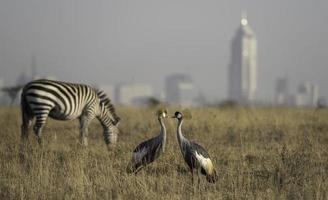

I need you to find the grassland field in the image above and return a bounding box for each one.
[0,106,327,200]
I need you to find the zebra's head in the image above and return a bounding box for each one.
[97,90,121,149]
[100,102,120,150]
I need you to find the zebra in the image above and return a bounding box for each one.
[20,79,120,149]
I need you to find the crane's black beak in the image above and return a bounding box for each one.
[171,115,176,118]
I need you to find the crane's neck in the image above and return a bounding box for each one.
[158,116,167,152]
[177,119,187,148]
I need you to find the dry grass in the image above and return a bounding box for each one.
[0,106,328,199]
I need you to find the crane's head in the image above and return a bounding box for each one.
[172,111,183,119]
[171,110,192,120]
[157,108,168,118]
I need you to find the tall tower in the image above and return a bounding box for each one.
[228,14,257,104]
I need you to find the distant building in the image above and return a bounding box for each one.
[294,82,319,107]
[116,84,153,106]
[309,84,319,106]
[228,14,258,104]
[275,77,289,105]
[165,74,194,106]
[317,97,327,108]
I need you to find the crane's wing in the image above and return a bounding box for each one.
[191,142,210,158]
[191,142,215,175]
[132,135,162,164]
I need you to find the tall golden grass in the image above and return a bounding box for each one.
[0,106,327,199]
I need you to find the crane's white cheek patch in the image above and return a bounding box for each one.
[132,148,148,163]
[195,151,213,173]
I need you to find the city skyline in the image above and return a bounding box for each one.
[0,0,327,102]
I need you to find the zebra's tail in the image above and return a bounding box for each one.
[20,86,32,139]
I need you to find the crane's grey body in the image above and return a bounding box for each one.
[127,110,167,173]
[173,111,218,183]
[132,130,165,169]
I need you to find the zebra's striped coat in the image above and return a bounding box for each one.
[21,79,120,148]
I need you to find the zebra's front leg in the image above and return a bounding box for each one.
[79,115,92,146]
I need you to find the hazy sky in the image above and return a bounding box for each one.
[0,0,327,101]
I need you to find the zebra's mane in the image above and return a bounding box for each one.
[97,90,120,125]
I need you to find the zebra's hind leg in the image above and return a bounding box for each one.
[21,110,33,141]
[33,113,48,145]
[33,124,44,145]
[21,117,33,140]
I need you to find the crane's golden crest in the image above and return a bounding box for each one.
[156,108,168,118]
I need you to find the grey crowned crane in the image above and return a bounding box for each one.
[172,111,218,183]
[127,109,168,173]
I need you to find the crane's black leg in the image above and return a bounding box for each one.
[197,169,201,190]
[190,169,196,194]
[134,165,144,174]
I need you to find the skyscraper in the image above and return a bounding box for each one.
[228,14,258,104]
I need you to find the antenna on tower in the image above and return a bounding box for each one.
[241,11,248,26]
